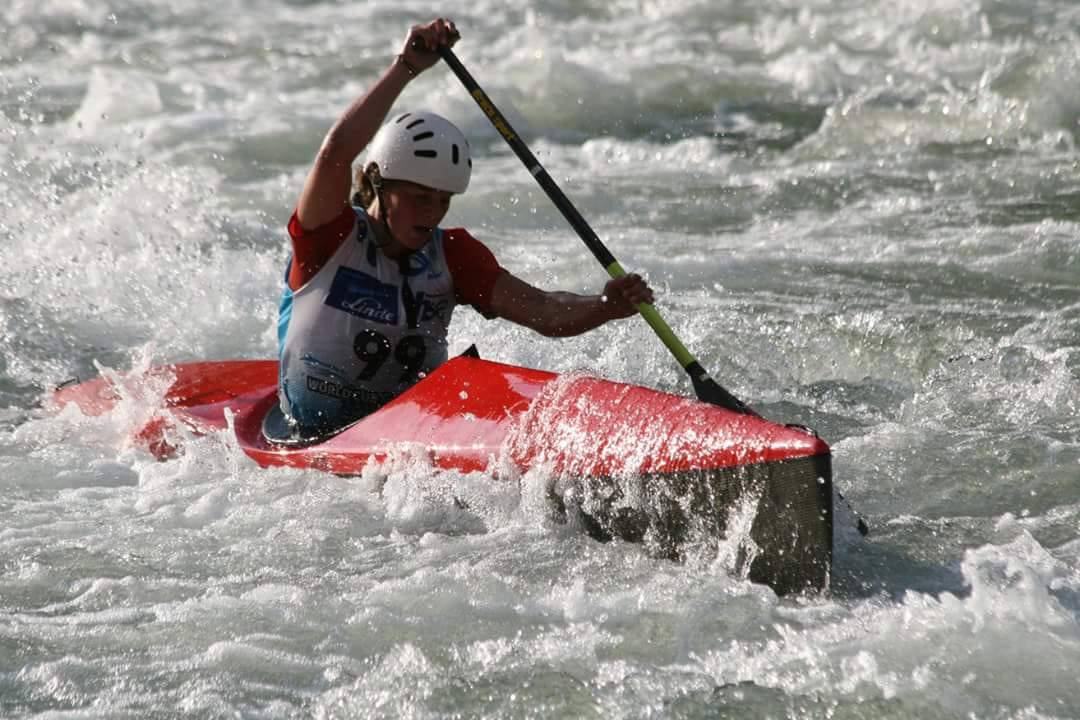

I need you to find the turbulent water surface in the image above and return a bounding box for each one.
[2,0,1079,717]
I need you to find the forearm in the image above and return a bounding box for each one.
[490,272,641,337]
[521,291,622,337]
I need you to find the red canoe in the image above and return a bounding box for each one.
[54,355,833,594]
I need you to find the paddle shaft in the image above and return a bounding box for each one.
[436,45,755,415]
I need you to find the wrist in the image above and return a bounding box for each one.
[597,293,621,321]
[394,54,421,79]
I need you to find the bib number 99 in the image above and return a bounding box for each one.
[353,330,427,383]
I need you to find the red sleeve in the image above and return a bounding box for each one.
[286,207,357,290]
[443,228,506,318]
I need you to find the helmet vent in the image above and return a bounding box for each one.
[452,144,459,164]
[406,118,425,129]
[414,150,437,158]
[395,113,411,124]
[413,131,435,141]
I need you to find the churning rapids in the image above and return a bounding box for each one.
[2,0,1078,717]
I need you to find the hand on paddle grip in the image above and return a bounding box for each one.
[402,18,459,75]
[602,273,655,319]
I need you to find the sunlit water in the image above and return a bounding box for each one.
[2,0,1078,717]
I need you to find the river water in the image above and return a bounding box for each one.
[2,0,1078,717]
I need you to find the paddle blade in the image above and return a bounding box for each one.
[687,361,758,416]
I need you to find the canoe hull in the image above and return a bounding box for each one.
[54,356,833,594]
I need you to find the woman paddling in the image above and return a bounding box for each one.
[278,17,654,434]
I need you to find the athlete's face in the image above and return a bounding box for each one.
[383,180,453,250]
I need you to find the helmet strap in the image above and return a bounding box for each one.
[370,178,397,250]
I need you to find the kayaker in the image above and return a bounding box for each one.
[278,17,654,434]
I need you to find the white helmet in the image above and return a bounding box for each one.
[365,111,472,194]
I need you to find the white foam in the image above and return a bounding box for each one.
[70,67,163,134]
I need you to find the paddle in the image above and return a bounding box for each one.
[434,43,757,416]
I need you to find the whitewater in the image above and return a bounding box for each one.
[2,0,1078,717]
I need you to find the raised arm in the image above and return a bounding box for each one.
[294,18,459,231]
[490,272,655,338]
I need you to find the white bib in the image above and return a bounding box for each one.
[277,208,456,429]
